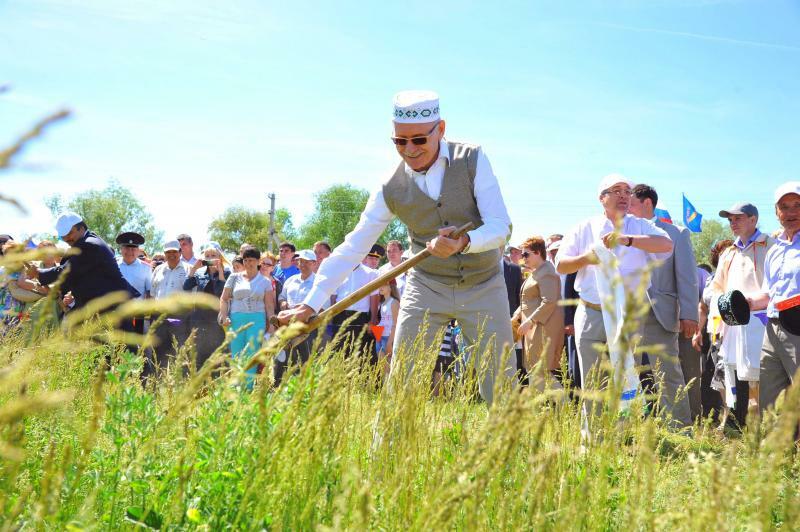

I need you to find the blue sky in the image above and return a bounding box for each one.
[2,0,799,246]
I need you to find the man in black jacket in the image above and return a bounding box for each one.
[26,212,139,309]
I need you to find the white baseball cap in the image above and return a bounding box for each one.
[597,173,635,197]
[55,212,83,237]
[774,181,800,203]
[163,240,181,252]
[296,249,317,261]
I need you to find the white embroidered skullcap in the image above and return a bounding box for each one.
[597,173,635,197]
[393,90,440,124]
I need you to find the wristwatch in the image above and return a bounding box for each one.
[624,236,634,247]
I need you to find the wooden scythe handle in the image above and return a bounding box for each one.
[269,221,475,336]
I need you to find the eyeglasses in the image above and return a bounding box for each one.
[260,262,274,268]
[603,188,633,197]
[521,251,530,258]
[390,122,440,146]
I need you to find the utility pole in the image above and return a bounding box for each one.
[267,192,276,254]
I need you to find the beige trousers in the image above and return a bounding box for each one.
[760,320,800,412]
[391,270,517,405]
[575,304,692,430]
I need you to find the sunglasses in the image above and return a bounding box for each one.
[390,122,440,146]
[521,251,530,258]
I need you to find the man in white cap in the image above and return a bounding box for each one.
[151,240,189,300]
[146,239,191,381]
[278,90,515,404]
[26,212,139,310]
[556,174,674,430]
[275,249,320,385]
[746,182,800,413]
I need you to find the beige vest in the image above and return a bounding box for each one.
[382,141,500,286]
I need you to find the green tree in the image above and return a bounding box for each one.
[296,184,408,250]
[45,180,164,255]
[207,206,295,253]
[689,219,733,266]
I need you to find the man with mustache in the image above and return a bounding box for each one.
[278,90,515,405]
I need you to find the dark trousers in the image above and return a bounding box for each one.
[566,334,581,388]
[515,347,528,386]
[699,330,723,423]
[188,308,226,371]
[733,374,750,428]
[273,330,318,387]
[142,316,189,383]
[332,310,376,365]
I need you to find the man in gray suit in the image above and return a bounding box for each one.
[630,184,698,427]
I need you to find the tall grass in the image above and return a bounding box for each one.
[2,295,800,531]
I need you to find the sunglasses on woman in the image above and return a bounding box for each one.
[390,121,440,146]
[521,251,530,258]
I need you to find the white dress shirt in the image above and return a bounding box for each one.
[334,265,379,313]
[117,257,152,299]
[557,214,671,305]
[151,262,189,299]
[280,272,318,309]
[304,138,511,311]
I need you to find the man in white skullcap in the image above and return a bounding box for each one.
[556,174,674,431]
[278,90,515,404]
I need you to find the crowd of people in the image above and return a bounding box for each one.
[0,222,414,388]
[2,89,799,438]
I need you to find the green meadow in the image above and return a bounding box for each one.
[2,292,800,531]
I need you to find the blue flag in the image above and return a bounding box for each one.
[682,194,703,232]
[654,208,673,224]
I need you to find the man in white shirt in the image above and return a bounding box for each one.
[331,261,380,363]
[557,174,673,430]
[116,231,152,337]
[177,233,197,266]
[278,90,515,405]
[275,249,320,385]
[362,244,384,270]
[116,232,152,301]
[280,250,319,310]
[147,240,190,382]
[151,241,189,299]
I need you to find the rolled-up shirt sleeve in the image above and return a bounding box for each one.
[303,190,394,312]
[632,217,673,261]
[464,149,512,254]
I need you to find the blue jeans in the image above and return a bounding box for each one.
[375,336,390,356]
